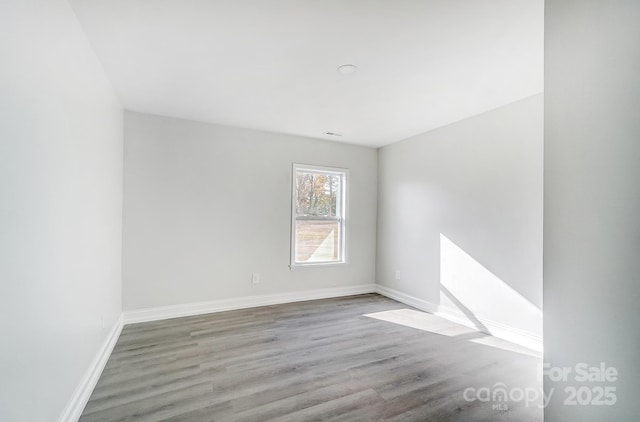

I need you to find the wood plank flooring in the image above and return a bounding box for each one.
[80,294,542,422]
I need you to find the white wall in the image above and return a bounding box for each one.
[376,95,543,346]
[122,112,377,311]
[544,1,640,420]
[0,1,123,421]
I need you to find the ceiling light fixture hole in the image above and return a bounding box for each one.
[337,64,358,75]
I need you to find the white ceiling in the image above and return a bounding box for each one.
[70,0,543,147]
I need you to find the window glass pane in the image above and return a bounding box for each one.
[292,165,347,266]
[295,219,341,263]
[295,171,341,217]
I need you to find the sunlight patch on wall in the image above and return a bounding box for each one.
[439,233,542,338]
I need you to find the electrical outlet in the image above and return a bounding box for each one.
[252,272,261,284]
[394,270,401,280]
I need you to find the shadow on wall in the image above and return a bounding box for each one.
[439,234,542,339]
[440,285,488,333]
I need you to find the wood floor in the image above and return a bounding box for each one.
[80,294,542,422]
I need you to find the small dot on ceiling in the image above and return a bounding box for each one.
[337,64,358,75]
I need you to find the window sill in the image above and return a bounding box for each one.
[289,262,348,270]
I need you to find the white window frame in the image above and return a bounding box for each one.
[290,163,349,268]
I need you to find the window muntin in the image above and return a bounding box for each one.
[291,164,347,266]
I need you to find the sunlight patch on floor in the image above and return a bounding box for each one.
[469,335,542,358]
[363,308,477,337]
[365,308,542,358]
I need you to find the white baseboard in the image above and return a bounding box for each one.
[58,315,123,422]
[375,285,439,313]
[375,284,543,353]
[123,284,377,324]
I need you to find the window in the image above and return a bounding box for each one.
[291,164,348,267]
